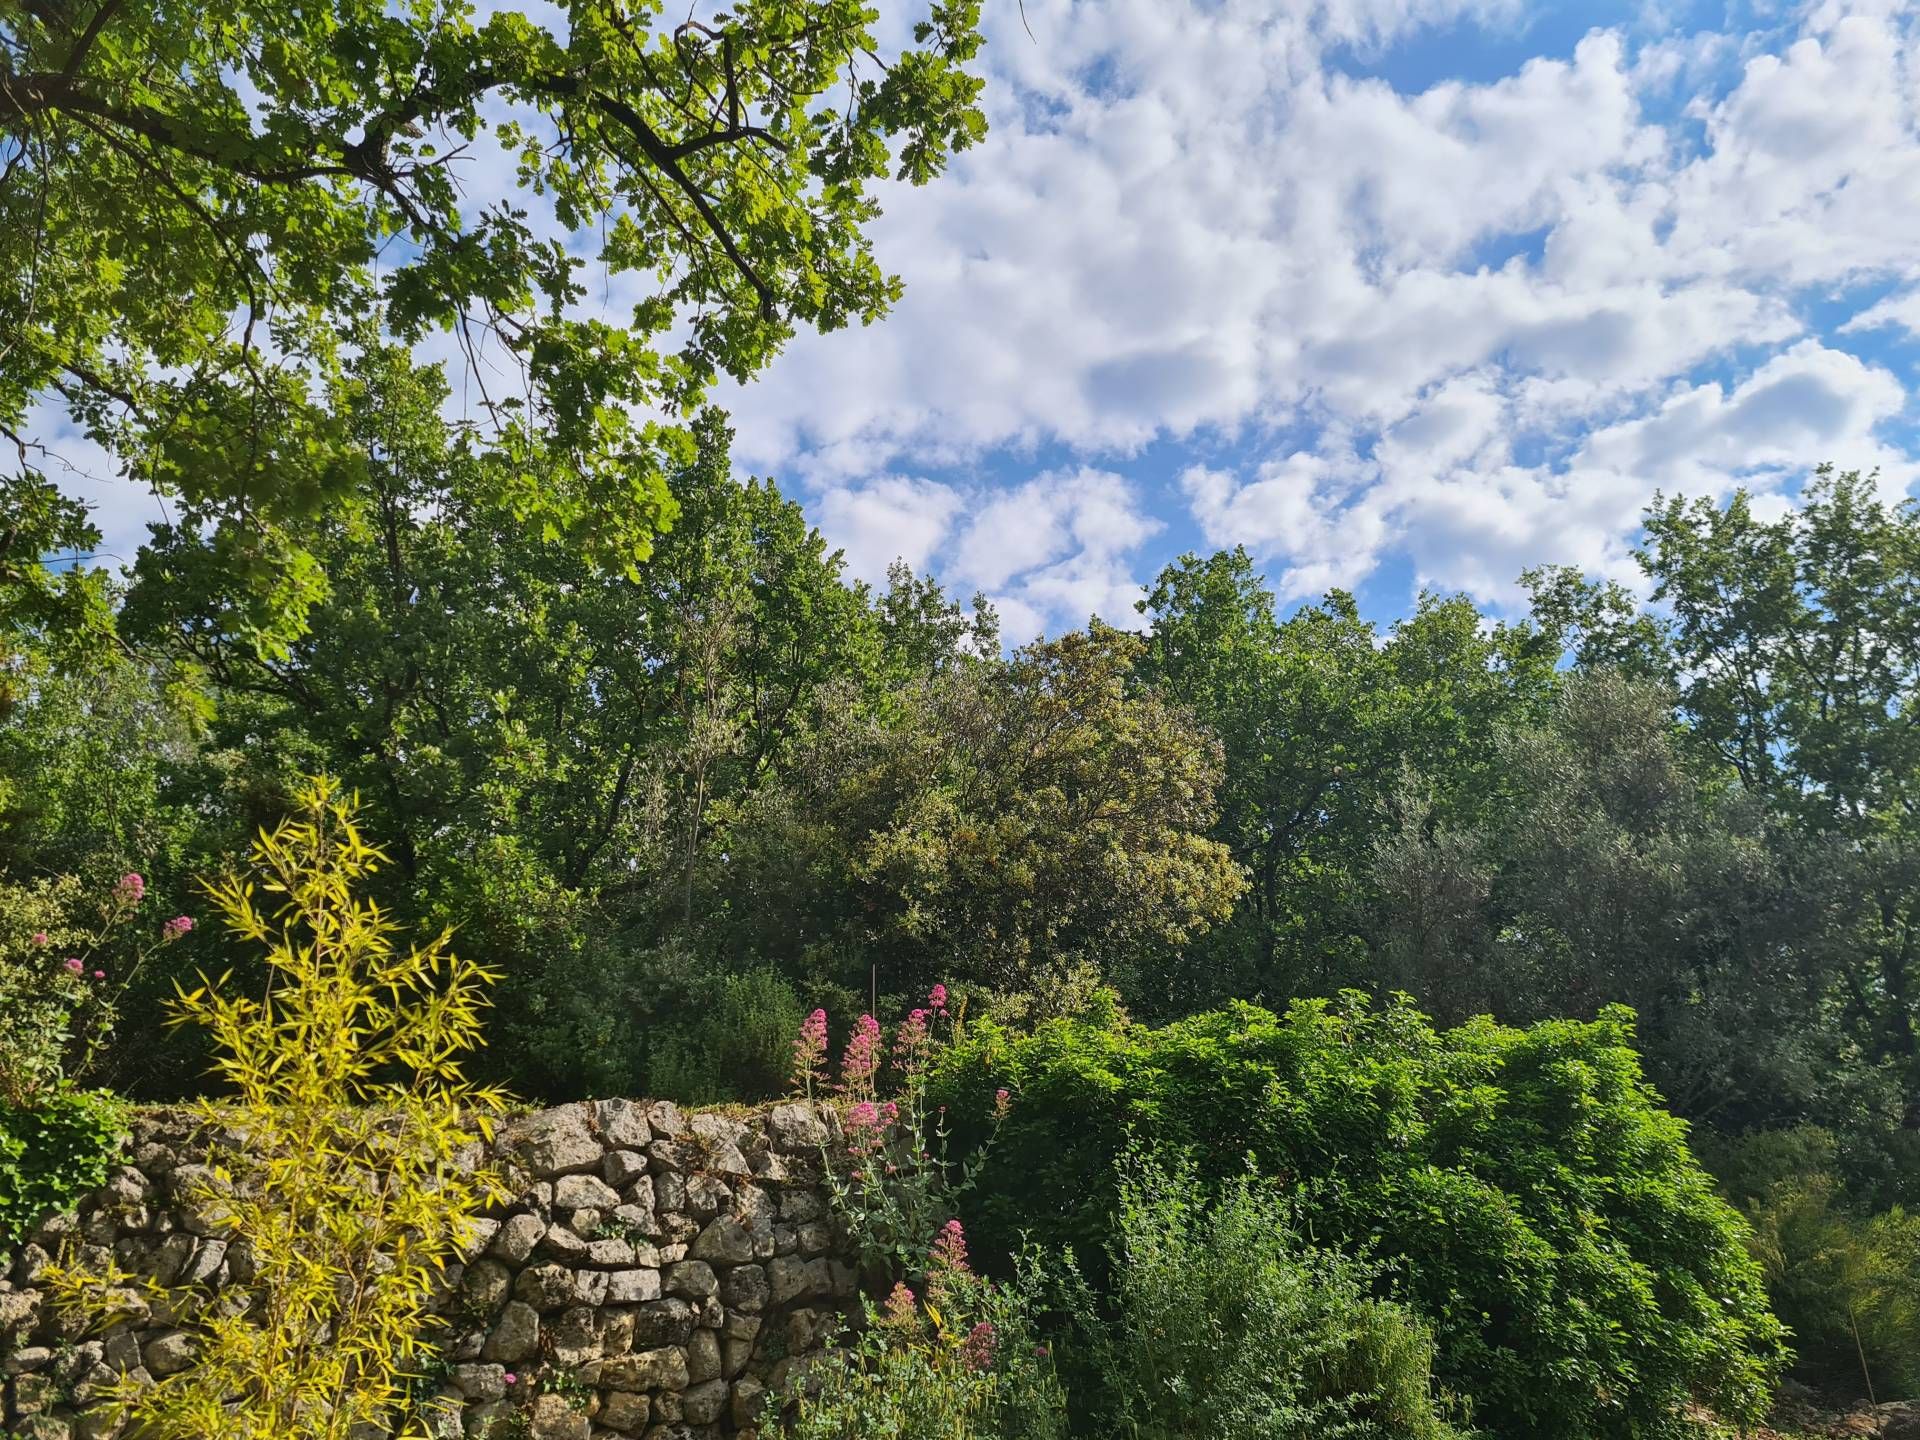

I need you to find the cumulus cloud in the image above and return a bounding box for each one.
[47,0,1920,634]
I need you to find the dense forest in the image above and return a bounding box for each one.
[5,1,1919,1436]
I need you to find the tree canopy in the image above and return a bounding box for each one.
[0,0,985,650]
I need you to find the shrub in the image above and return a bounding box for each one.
[1705,1127,1920,1400]
[0,1084,128,1244]
[45,776,509,1440]
[931,994,1784,1440]
[1054,1155,1466,1440]
[781,1234,1066,1440]
[0,870,185,1105]
[647,965,805,1102]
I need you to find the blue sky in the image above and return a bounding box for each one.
[705,0,1920,638]
[49,0,1920,641]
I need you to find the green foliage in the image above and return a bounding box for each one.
[0,475,116,693]
[780,1245,1066,1440]
[1704,1128,1920,1400]
[1052,1157,1466,1440]
[0,870,187,1105]
[0,1084,128,1245]
[645,966,803,1103]
[1136,550,1558,1013]
[728,624,1246,1000]
[1372,669,1824,1123]
[932,996,1785,1440]
[45,775,509,1439]
[2,0,986,652]
[1532,467,1920,1133]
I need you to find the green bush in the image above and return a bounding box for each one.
[646,966,805,1103]
[780,1259,1067,1440]
[1054,1156,1465,1440]
[0,1084,129,1244]
[1704,1127,1920,1400]
[931,994,1784,1440]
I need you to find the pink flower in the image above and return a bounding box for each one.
[162,915,194,942]
[894,1006,931,1078]
[31,931,47,946]
[92,970,105,980]
[63,957,83,973]
[994,1087,1012,1120]
[882,1282,917,1326]
[928,983,948,1010]
[791,1008,829,1094]
[502,1372,517,1386]
[840,1014,882,1099]
[931,1218,969,1274]
[881,1100,899,1124]
[846,1101,880,1129]
[114,873,145,905]
[960,1319,997,1371]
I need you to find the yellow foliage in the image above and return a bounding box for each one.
[46,775,510,1439]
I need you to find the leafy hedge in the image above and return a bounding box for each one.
[931,995,1784,1440]
[0,1085,129,1245]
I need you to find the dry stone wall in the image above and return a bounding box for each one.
[1,1098,859,1440]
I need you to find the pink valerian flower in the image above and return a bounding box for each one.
[880,1100,899,1124]
[930,1218,970,1275]
[114,872,145,905]
[839,1014,882,1100]
[791,1008,829,1094]
[960,1319,997,1371]
[993,1088,1012,1121]
[31,931,48,946]
[92,970,105,980]
[846,1101,880,1130]
[928,983,949,1014]
[894,1007,931,1079]
[502,1373,518,1386]
[882,1283,917,1327]
[63,957,83,974]
[162,915,194,942]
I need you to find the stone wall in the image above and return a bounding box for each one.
[1,1098,859,1440]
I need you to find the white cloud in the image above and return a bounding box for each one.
[43,0,1920,634]
[950,467,1162,637]
[813,476,963,586]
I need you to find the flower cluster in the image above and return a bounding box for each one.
[840,1013,883,1102]
[792,1008,829,1096]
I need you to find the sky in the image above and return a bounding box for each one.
[45,0,1920,641]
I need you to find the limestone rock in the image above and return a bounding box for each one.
[481,1300,541,1363]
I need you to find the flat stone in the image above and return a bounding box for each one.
[631,1298,696,1348]
[644,1101,687,1137]
[766,1102,829,1150]
[732,1375,770,1428]
[503,1104,605,1177]
[600,1345,688,1392]
[554,1174,621,1212]
[142,1329,196,1377]
[606,1268,662,1304]
[461,1257,513,1313]
[681,1378,729,1425]
[515,1263,579,1311]
[689,1217,755,1266]
[599,1390,650,1433]
[595,1099,653,1149]
[767,1255,810,1305]
[603,1150,650,1188]
[489,1211,546,1265]
[451,1362,507,1402]
[665,1260,717,1300]
[481,1300,540,1363]
[529,1392,590,1440]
